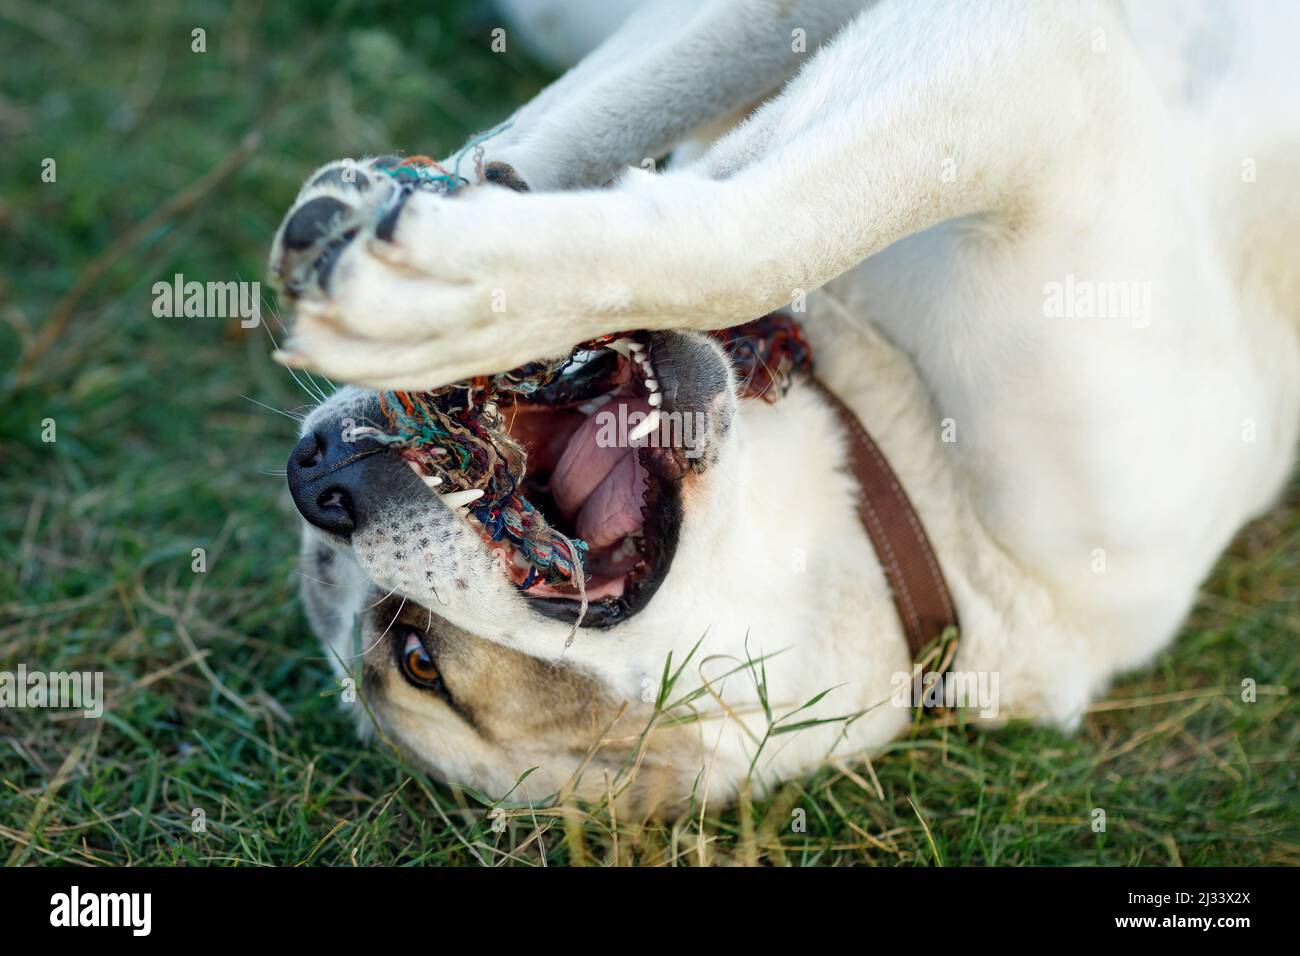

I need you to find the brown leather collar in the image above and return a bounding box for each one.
[704,311,958,662]
[804,377,959,661]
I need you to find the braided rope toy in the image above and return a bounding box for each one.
[376,120,515,197]
[378,344,617,591]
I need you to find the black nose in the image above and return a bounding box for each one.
[287,428,383,537]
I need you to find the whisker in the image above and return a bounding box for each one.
[262,321,325,406]
[294,569,343,589]
[240,393,306,423]
[359,596,406,658]
[362,586,401,611]
[261,294,335,404]
[301,369,334,404]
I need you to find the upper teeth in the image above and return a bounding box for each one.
[440,488,484,509]
[635,350,659,402]
[629,409,661,442]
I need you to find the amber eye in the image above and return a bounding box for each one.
[398,631,442,689]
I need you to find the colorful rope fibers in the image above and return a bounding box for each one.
[375,314,812,597]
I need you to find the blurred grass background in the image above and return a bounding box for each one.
[1,0,1297,866]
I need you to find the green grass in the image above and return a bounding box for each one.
[1,0,1297,867]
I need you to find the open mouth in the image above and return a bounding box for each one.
[392,335,693,628]
[295,314,803,630]
[498,338,687,620]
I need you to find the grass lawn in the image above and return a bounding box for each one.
[1,0,1297,866]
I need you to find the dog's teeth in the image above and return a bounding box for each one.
[440,488,484,508]
[647,392,662,407]
[628,341,645,354]
[645,378,658,391]
[629,409,661,441]
[422,474,443,489]
[606,338,633,358]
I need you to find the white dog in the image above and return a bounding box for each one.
[269,0,1299,812]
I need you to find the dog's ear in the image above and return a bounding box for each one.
[483,161,530,192]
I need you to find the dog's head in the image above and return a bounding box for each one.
[289,331,744,810]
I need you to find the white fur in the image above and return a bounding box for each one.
[279,0,1300,803]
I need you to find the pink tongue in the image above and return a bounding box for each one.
[550,398,651,518]
[576,452,647,548]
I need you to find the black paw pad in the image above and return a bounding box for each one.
[374,188,414,242]
[314,229,357,293]
[284,197,350,251]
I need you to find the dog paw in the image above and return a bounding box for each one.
[267,154,655,390]
[269,155,534,299]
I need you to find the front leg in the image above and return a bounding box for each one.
[270,0,867,386]
[276,0,1130,389]
[468,0,870,191]
[271,171,719,388]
